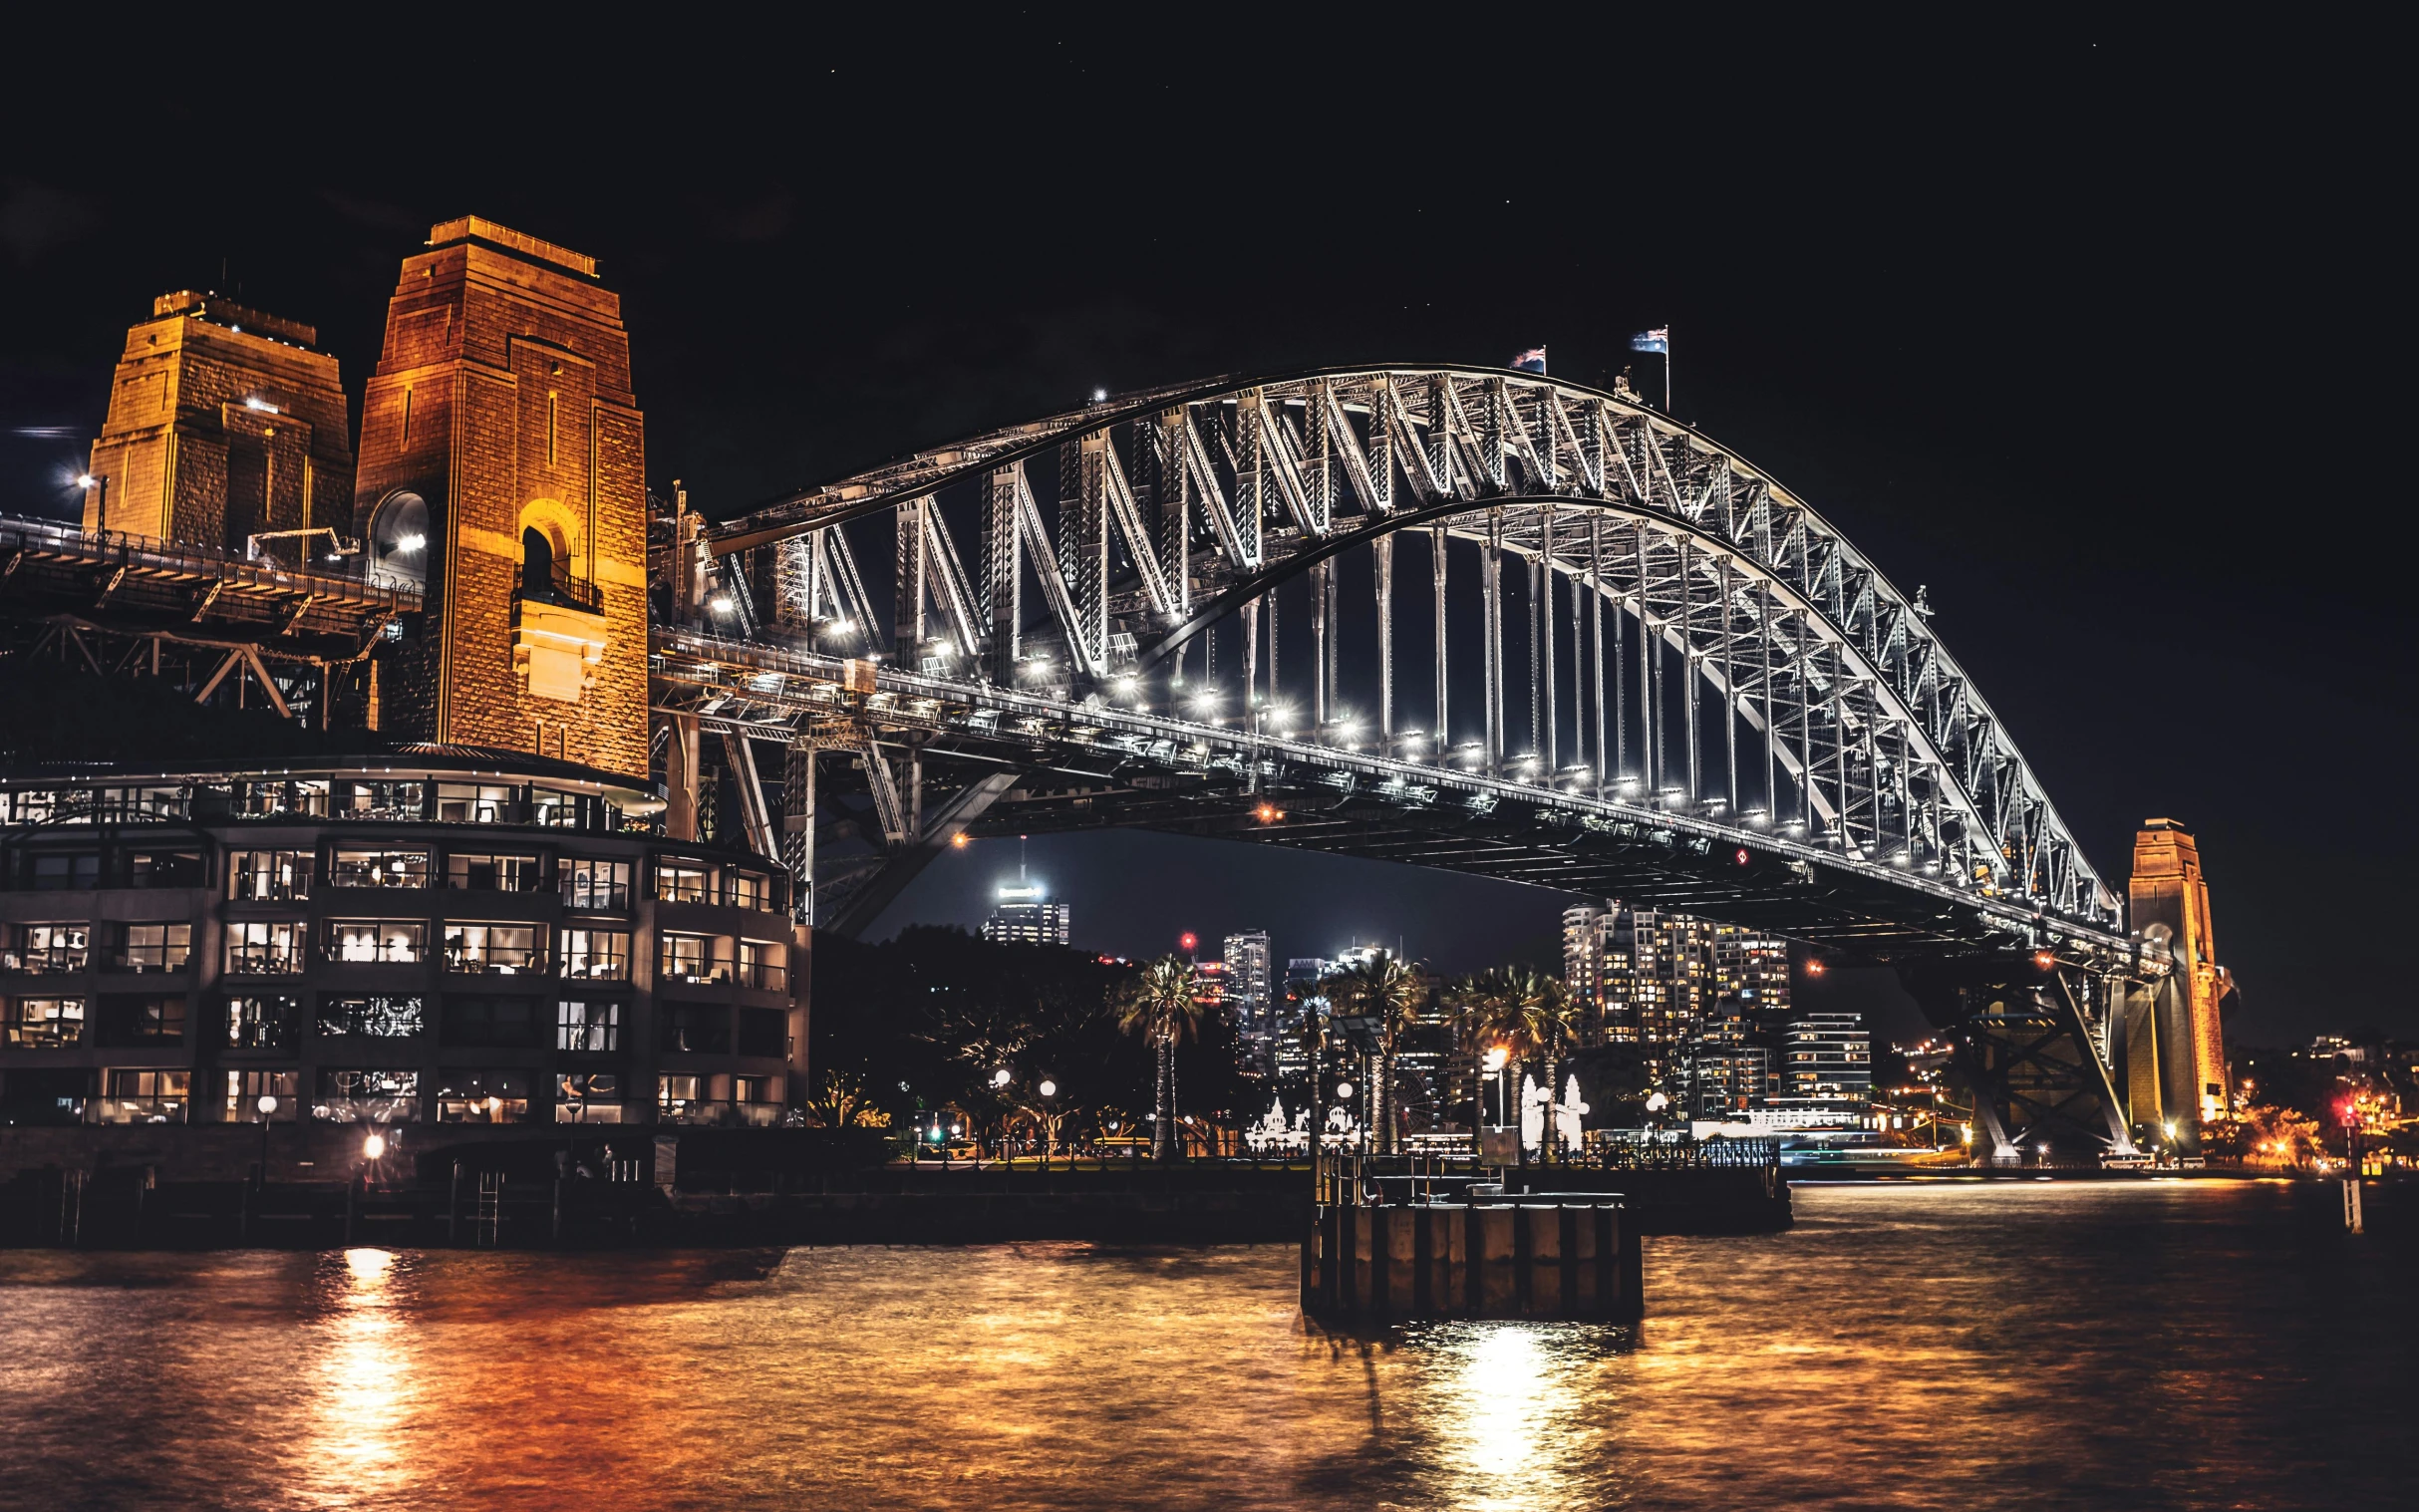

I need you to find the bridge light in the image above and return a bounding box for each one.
[2032,949,2056,971]
[708,594,735,615]
[1734,847,1752,866]
[1804,958,1827,978]
[950,832,970,849]
[76,472,97,488]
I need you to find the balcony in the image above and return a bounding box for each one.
[737,959,788,992]
[448,953,549,978]
[658,1100,785,1128]
[223,947,304,975]
[323,941,427,966]
[5,1021,84,1050]
[2,947,90,975]
[107,952,191,976]
[88,1096,187,1125]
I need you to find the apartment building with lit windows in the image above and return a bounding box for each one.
[0,751,804,1131]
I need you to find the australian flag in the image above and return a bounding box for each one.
[1509,346,1548,374]
[1630,328,1669,354]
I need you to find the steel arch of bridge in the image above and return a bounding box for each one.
[701,365,2117,933]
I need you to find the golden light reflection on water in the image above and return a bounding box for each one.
[0,1185,2408,1511]
[299,1247,417,1501]
[1440,1327,1565,1486]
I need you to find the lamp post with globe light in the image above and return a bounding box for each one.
[255,1091,278,1186]
[1037,1079,1058,1170]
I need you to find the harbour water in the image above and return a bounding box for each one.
[0,1181,2405,1510]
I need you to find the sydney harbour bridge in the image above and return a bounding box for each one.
[1,359,2214,1164]
[646,365,2201,1163]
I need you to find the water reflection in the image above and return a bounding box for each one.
[301,1247,416,1501]
[0,1184,2407,1511]
[1437,1327,1569,1487]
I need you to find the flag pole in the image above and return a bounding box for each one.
[1664,329,1673,415]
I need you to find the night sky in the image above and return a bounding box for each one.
[1,19,2402,1042]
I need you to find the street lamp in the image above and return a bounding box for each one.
[1482,1045,1511,1136]
[363,1132,387,1162]
[1038,1079,1058,1170]
[255,1092,278,1183]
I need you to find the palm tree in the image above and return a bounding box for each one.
[1447,969,1549,1154]
[1493,966,1570,1165]
[1285,988,1331,1153]
[1117,956,1207,1161]
[1321,951,1427,1154]
[1445,970,1513,1145]
[1524,974,1584,1163]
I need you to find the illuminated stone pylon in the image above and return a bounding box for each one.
[2128,819,2232,1125]
[351,217,650,777]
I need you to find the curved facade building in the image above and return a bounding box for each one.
[0,751,803,1130]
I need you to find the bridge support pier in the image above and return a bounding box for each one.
[1905,959,2136,1164]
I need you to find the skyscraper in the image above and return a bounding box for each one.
[1222,931,1272,1035]
[981,880,1068,946]
[1563,899,1809,1117]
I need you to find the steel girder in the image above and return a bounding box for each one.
[701,367,2117,932]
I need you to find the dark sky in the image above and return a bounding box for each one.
[2,18,2403,1043]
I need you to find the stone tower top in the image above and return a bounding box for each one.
[81,293,352,544]
[425,216,598,278]
[148,291,318,348]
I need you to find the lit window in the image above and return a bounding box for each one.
[560,929,631,981]
[446,853,541,891]
[556,1071,623,1123]
[230,851,312,901]
[658,934,727,984]
[436,1068,530,1123]
[560,857,632,911]
[97,1069,188,1124]
[226,995,299,1051]
[655,862,711,904]
[727,871,770,910]
[225,921,302,974]
[6,997,85,1048]
[115,923,191,972]
[436,783,515,824]
[738,939,786,991]
[314,1067,420,1123]
[332,849,431,888]
[444,923,542,974]
[556,999,622,1053]
[316,996,425,1038]
[326,920,425,964]
[6,922,90,974]
[225,1068,298,1122]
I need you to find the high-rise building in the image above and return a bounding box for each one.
[1761,1012,1873,1128]
[981,881,1068,946]
[1222,931,1271,1035]
[1565,899,1802,1116]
